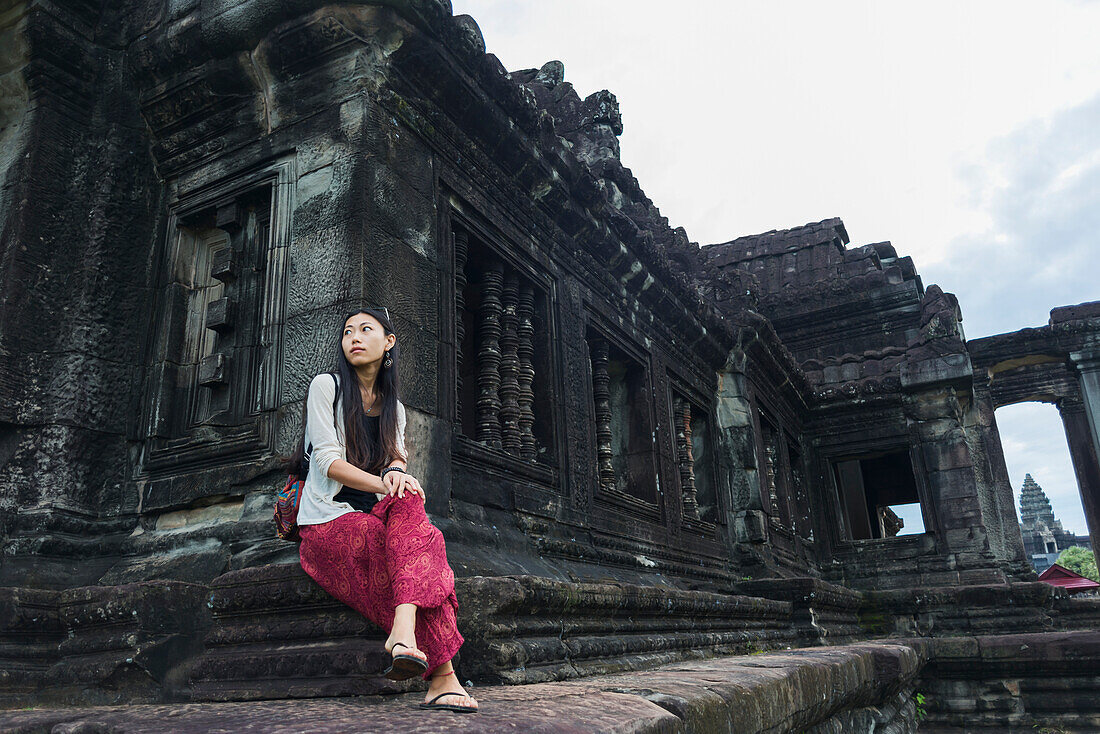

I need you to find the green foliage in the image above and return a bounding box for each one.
[913,692,927,722]
[1056,546,1099,582]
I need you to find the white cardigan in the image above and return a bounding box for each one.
[295,372,408,526]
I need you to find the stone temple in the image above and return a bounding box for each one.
[2,2,1100,731]
[1018,473,1092,574]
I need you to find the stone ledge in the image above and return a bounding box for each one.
[923,629,1100,676]
[0,582,210,708]
[858,581,1094,637]
[189,565,800,700]
[0,642,926,734]
[917,629,1100,731]
[730,576,864,644]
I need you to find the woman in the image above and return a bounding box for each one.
[291,307,478,713]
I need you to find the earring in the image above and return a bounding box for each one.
[383,351,393,368]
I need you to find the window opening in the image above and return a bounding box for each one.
[833,450,921,540]
[673,393,716,522]
[759,413,791,531]
[588,328,657,504]
[454,225,553,464]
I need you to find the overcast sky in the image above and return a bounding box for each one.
[451,0,1100,536]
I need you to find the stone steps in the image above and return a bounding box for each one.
[4,566,866,707]
[0,641,927,734]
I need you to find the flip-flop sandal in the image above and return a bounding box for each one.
[419,692,479,713]
[382,642,428,681]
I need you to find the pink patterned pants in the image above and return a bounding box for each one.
[298,494,463,678]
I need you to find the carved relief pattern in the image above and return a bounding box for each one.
[499,272,521,455]
[453,229,469,419]
[560,286,593,513]
[674,397,699,518]
[476,260,504,448]
[590,337,616,493]
[790,446,809,539]
[760,424,781,529]
[516,283,537,461]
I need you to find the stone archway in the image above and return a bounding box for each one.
[968,302,1100,575]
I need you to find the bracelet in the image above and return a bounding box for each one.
[380,466,406,479]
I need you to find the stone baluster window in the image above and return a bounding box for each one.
[758,412,793,532]
[673,392,717,523]
[591,337,616,493]
[787,438,812,541]
[587,328,658,504]
[454,225,551,464]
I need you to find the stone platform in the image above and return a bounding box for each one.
[4,567,850,707]
[0,641,926,734]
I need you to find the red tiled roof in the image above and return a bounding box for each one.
[1038,563,1100,591]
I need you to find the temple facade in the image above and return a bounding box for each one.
[3,1,1100,728]
[1019,473,1092,573]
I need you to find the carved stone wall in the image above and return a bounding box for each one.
[4,3,1100,724]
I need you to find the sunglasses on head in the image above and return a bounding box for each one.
[356,307,390,320]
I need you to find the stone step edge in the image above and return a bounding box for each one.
[0,640,930,734]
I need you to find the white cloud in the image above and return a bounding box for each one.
[453,0,1100,261]
[924,94,1100,337]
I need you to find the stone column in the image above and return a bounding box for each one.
[715,352,769,573]
[590,337,616,493]
[476,261,504,449]
[1070,350,1100,472]
[453,228,469,419]
[1059,394,1100,574]
[901,388,1004,585]
[673,397,699,519]
[498,272,521,456]
[973,379,1031,576]
[515,283,537,461]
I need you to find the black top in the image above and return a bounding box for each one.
[333,414,381,513]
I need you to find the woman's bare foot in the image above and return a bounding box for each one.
[384,603,420,656]
[383,603,426,679]
[422,664,478,712]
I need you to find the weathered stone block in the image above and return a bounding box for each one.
[900,353,972,388]
[735,510,768,543]
[285,224,361,320]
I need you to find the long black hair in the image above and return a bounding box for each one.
[285,307,406,478]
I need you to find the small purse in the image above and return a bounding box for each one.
[274,475,306,542]
[274,373,339,542]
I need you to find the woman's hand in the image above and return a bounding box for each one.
[382,469,425,500]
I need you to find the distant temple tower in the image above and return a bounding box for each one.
[1019,474,1079,572]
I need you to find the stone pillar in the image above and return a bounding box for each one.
[590,337,616,493]
[673,397,699,518]
[900,348,1006,584]
[1070,350,1100,473]
[1059,394,1100,574]
[515,283,537,461]
[973,379,1031,576]
[714,351,769,574]
[475,261,504,449]
[498,272,521,456]
[453,228,469,419]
